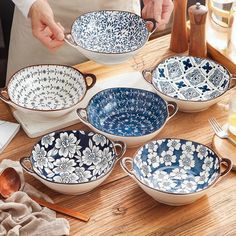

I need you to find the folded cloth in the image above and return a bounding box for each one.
[0,160,70,236]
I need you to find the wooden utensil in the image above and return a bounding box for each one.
[188,2,208,58]
[0,167,90,222]
[170,0,189,53]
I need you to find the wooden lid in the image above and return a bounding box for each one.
[188,2,208,25]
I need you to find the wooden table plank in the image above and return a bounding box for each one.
[1,34,236,236]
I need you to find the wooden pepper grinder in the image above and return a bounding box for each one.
[188,2,208,58]
[170,0,188,53]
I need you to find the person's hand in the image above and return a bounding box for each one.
[142,0,174,30]
[29,0,65,50]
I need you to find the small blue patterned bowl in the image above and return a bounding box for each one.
[121,138,232,206]
[20,130,126,195]
[65,10,157,65]
[77,88,178,147]
[143,56,236,112]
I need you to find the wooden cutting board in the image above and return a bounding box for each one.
[212,128,236,170]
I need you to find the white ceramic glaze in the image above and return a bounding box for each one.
[0,65,96,121]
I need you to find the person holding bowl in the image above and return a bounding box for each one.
[7,0,173,82]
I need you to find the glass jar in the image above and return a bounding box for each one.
[228,92,236,135]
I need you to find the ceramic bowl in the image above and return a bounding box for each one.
[121,138,232,206]
[65,10,157,65]
[0,65,96,121]
[20,130,126,195]
[143,56,236,112]
[77,88,178,147]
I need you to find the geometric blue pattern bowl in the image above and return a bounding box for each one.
[77,88,178,147]
[20,130,126,195]
[143,56,235,112]
[121,138,232,205]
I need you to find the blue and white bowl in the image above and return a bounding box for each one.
[77,88,178,147]
[143,56,236,112]
[121,138,232,206]
[0,65,96,121]
[65,10,157,65]
[20,130,126,195]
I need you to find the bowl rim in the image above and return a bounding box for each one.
[29,130,119,185]
[6,64,89,112]
[70,10,150,55]
[146,55,232,103]
[85,87,170,138]
[130,137,222,196]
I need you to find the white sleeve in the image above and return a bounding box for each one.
[12,0,37,17]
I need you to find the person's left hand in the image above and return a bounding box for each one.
[142,0,174,30]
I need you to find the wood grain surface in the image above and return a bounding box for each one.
[1,35,236,236]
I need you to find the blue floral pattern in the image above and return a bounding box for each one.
[132,139,220,194]
[31,131,116,184]
[86,88,168,137]
[151,56,230,101]
[8,65,87,110]
[71,11,149,53]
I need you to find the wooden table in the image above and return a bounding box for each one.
[1,34,236,236]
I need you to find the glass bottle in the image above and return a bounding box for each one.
[228,92,236,135]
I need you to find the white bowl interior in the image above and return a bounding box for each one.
[8,65,87,110]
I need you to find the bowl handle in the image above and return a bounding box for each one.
[0,87,12,105]
[64,33,78,48]
[167,101,178,120]
[228,75,236,90]
[142,69,152,84]
[144,18,158,35]
[83,73,97,90]
[120,157,134,176]
[77,108,90,125]
[20,157,34,174]
[113,141,127,162]
[220,157,232,177]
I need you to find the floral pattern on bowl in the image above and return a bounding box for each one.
[121,139,232,205]
[70,10,154,54]
[143,56,231,102]
[133,139,221,193]
[0,65,96,111]
[79,88,172,137]
[20,130,126,184]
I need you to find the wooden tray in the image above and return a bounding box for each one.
[212,125,236,170]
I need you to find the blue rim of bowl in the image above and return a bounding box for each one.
[148,55,232,103]
[6,64,90,112]
[29,130,118,185]
[85,87,170,138]
[70,10,150,55]
[131,138,222,196]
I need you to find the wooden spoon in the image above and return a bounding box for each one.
[0,167,90,222]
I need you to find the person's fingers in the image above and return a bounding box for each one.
[161,0,174,24]
[57,22,65,32]
[153,0,163,23]
[45,16,64,41]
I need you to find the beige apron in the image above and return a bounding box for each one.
[7,0,140,82]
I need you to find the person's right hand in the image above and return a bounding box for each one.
[29,0,65,50]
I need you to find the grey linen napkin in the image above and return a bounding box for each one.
[0,160,70,236]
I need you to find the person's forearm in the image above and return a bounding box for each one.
[12,0,37,17]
